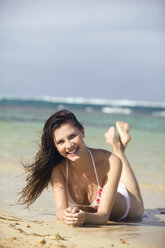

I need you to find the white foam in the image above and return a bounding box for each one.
[85,107,93,112]
[102,107,132,115]
[56,105,65,111]
[152,111,165,118]
[0,95,165,108]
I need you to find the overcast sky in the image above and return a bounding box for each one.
[0,0,165,102]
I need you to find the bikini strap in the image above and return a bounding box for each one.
[86,147,101,187]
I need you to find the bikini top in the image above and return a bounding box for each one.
[66,147,102,209]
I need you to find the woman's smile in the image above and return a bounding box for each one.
[67,146,79,155]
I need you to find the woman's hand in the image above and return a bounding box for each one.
[63,207,85,226]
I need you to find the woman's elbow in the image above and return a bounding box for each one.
[104,213,110,224]
[99,213,109,224]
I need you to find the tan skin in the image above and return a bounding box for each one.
[51,121,144,226]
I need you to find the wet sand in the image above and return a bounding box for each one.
[0,207,165,248]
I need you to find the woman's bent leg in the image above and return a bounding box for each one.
[104,123,144,219]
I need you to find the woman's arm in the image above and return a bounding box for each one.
[51,166,82,225]
[51,164,68,221]
[70,153,122,225]
[96,153,122,223]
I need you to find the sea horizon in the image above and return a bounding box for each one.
[0,94,165,118]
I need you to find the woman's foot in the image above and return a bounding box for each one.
[116,121,131,149]
[104,126,123,153]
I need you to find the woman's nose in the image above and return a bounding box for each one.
[66,140,72,149]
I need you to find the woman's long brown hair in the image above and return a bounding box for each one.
[18,109,83,207]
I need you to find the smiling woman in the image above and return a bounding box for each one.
[18,109,144,226]
[53,122,85,161]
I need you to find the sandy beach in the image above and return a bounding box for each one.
[0,205,165,248]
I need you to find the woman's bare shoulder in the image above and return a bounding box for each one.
[51,159,67,194]
[90,147,121,169]
[90,147,112,159]
[51,159,66,181]
[88,147,111,168]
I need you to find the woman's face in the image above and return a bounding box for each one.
[53,122,85,161]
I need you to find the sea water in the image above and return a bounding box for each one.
[0,96,165,221]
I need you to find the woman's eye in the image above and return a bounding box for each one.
[57,140,64,145]
[70,134,77,139]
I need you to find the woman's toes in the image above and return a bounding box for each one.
[104,127,118,146]
[116,121,131,148]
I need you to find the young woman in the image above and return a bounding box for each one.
[19,109,144,226]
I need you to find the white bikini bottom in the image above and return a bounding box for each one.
[116,182,130,220]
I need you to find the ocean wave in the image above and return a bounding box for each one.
[102,107,132,115]
[1,95,165,108]
[152,111,165,118]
